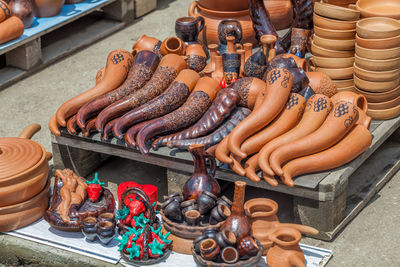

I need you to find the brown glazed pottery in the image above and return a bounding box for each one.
[356,34,400,50]
[185,210,201,226]
[356,17,400,39]
[309,56,355,68]
[215,229,236,249]
[200,238,220,261]
[186,43,207,72]
[9,0,34,28]
[182,144,220,201]
[132,34,162,56]
[288,28,311,58]
[188,1,257,45]
[0,0,11,23]
[33,0,65,17]
[314,2,360,20]
[237,236,259,257]
[355,54,400,71]
[313,13,357,30]
[367,105,400,120]
[221,181,251,240]
[355,44,400,60]
[354,75,399,93]
[0,124,52,207]
[356,0,400,20]
[209,203,231,225]
[311,42,355,58]
[355,85,400,103]
[0,16,24,44]
[221,246,239,264]
[313,34,355,51]
[313,25,356,39]
[222,53,241,86]
[244,198,318,254]
[354,64,400,82]
[197,191,217,215]
[175,16,205,45]
[161,37,186,56]
[267,227,306,267]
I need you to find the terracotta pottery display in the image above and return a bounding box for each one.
[356,17,400,39]
[355,44,400,61]
[355,85,400,103]
[310,56,354,68]
[161,36,186,56]
[311,42,355,58]
[266,227,306,267]
[244,198,318,254]
[356,35,400,50]
[186,43,207,72]
[355,54,400,71]
[33,0,65,17]
[0,16,24,44]
[356,0,400,19]
[354,75,399,93]
[313,13,357,31]
[0,124,52,207]
[314,2,360,20]
[0,0,12,23]
[182,144,220,200]
[314,25,356,39]
[313,34,355,51]
[354,64,400,82]
[188,1,257,45]
[131,34,162,57]
[8,0,34,28]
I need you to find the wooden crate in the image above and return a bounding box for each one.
[51,116,400,241]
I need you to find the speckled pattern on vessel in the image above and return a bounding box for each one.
[244,60,267,80]
[152,41,163,58]
[230,77,252,107]
[187,55,206,72]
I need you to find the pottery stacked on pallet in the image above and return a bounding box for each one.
[354,17,400,120]
[310,2,360,92]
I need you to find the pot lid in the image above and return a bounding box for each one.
[0,137,43,180]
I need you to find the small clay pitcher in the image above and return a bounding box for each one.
[9,0,34,28]
[216,195,232,209]
[161,36,186,56]
[237,236,259,257]
[186,43,207,72]
[210,204,231,225]
[200,238,220,261]
[222,53,241,86]
[197,191,217,215]
[132,35,162,57]
[185,209,201,226]
[82,217,97,241]
[182,144,221,200]
[163,197,183,222]
[288,28,311,58]
[33,0,64,17]
[215,229,237,249]
[98,212,115,226]
[180,199,197,215]
[203,44,219,75]
[97,221,115,245]
[217,19,243,55]
[267,228,306,267]
[175,16,204,44]
[211,55,224,83]
[221,246,239,264]
[0,0,12,23]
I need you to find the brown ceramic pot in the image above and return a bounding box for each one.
[175,16,205,44]
[161,36,186,56]
[8,0,33,28]
[200,238,220,261]
[0,16,24,44]
[33,0,64,17]
[0,0,12,23]
[188,1,257,45]
[267,227,306,267]
[186,43,207,72]
[131,34,162,57]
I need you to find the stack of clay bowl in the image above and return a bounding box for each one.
[354,17,400,120]
[0,124,52,232]
[310,2,360,92]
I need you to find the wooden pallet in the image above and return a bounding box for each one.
[0,0,153,90]
[51,116,400,241]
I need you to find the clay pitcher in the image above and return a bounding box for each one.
[33,0,64,17]
[8,0,33,28]
[220,181,251,240]
[182,144,221,200]
[267,227,306,267]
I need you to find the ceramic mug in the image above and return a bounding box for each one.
[175,16,205,44]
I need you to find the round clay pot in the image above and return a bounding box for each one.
[33,0,65,17]
[132,35,161,56]
[333,78,354,88]
[356,17,400,39]
[354,64,400,82]
[314,2,360,20]
[313,34,355,51]
[354,75,399,93]
[237,236,259,257]
[311,41,355,58]
[356,0,400,20]
[355,54,400,71]
[188,1,257,45]
[355,85,400,103]
[314,25,356,40]
[97,221,115,245]
[356,34,400,50]
[82,217,97,241]
[163,198,183,222]
[216,196,232,209]
[197,191,217,215]
[215,229,236,249]
[185,209,201,226]
[368,94,400,110]
[367,105,400,120]
[209,204,231,225]
[331,91,368,112]
[9,0,34,28]
[193,235,208,254]
[221,246,239,264]
[200,238,220,261]
[309,56,355,68]
[181,199,198,215]
[98,212,115,225]
[197,0,249,11]
[313,13,357,30]
[355,44,400,60]
[161,37,186,56]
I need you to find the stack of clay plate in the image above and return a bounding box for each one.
[310,2,360,92]
[322,0,357,7]
[354,17,400,120]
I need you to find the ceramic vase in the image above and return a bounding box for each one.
[9,0,34,28]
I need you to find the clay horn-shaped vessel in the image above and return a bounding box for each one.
[186,43,207,72]
[132,34,162,57]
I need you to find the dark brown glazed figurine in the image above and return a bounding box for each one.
[182,144,221,200]
[33,0,64,17]
[222,53,241,86]
[288,28,311,58]
[220,181,251,240]
[217,19,242,55]
[9,0,33,28]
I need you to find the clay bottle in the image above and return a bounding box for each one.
[203,44,219,75]
[9,0,34,28]
[221,181,251,240]
[226,36,236,54]
[212,55,224,83]
[267,227,306,267]
[261,34,277,61]
[182,144,221,201]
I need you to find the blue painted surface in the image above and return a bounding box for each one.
[0,0,110,51]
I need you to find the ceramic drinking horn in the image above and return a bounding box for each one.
[102,117,119,140]
[288,28,310,58]
[52,49,133,133]
[112,69,200,139]
[237,236,259,257]
[306,72,337,98]
[186,43,207,72]
[282,125,372,185]
[0,16,24,44]
[259,94,333,179]
[197,191,217,215]
[200,239,220,261]
[221,246,239,264]
[9,0,34,28]
[76,50,160,130]
[210,204,231,225]
[267,228,306,267]
[0,0,11,23]
[269,101,359,178]
[215,229,237,249]
[230,93,306,176]
[160,36,186,56]
[82,117,97,137]
[66,114,79,135]
[162,197,183,222]
[227,68,293,160]
[136,77,220,154]
[331,91,368,113]
[132,34,162,58]
[166,107,251,150]
[96,54,187,133]
[124,118,156,148]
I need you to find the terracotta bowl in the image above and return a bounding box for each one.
[355,85,400,103]
[367,105,400,120]
[309,56,354,68]
[354,63,400,82]
[356,0,400,20]
[314,2,360,20]
[0,179,50,232]
[314,25,356,39]
[354,74,399,92]
[355,54,400,71]
[313,34,355,51]
[333,78,354,87]
[356,34,400,50]
[355,44,400,60]
[313,13,357,30]
[357,17,400,39]
[323,0,358,6]
[368,94,400,110]
[311,42,355,58]
[310,65,354,79]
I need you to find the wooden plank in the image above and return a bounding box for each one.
[134,0,156,18]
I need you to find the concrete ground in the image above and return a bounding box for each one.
[0,0,399,266]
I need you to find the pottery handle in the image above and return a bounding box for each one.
[46,152,53,161]
[235,43,243,50]
[205,153,217,178]
[18,123,41,139]
[188,1,198,17]
[196,16,204,32]
[279,223,319,236]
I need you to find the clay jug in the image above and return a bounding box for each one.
[161,36,186,56]
[220,181,251,240]
[217,19,243,54]
[33,0,64,17]
[8,0,33,28]
[175,16,205,44]
[182,144,221,200]
[203,44,218,75]
[244,198,318,254]
[267,227,306,267]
